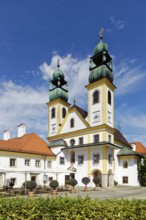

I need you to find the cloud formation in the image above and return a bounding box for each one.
[0,53,146,145]
[110,17,125,30]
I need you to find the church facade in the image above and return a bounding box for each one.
[47,31,142,187]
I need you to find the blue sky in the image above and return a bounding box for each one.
[0,0,146,145]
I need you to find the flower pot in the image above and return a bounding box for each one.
[51,189,57,197]
[28,191,35,197]
[70,188,76,193]
[84,186,88,192]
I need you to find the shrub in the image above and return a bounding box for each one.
[69,179,78,188]
[49,180,59,190]
[24,181,37,191]
[93,176,101,187]
[0,197,145,219]
[82,177,90,186]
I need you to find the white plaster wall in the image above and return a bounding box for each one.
[49,104,58,137]
[89,87,103,127]
[61,111,87,134]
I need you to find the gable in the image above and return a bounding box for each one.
[58,109,89,135]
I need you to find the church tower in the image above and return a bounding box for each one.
[47,59,70,137]
[86,29,116,142]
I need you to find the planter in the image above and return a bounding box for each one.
[28,191,35,197]
[70,188,76,193]
[84,186,88,192]
[51,189,58,197]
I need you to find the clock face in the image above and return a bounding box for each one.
[93,111,100,123]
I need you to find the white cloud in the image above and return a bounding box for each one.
[39,53,90,106]
[110,17,125,30]
[0,81,48,139]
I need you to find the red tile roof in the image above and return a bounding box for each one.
[0,133,55,156]
[133,142,146,155]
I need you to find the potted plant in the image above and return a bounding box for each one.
[49,180,59,197]
[82,177,90,192]
[25,181,37,197]
[69,179,78,193]
[93,176,101,191]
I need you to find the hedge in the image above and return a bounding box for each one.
[0,197,145,220]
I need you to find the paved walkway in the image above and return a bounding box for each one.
[38,186,146,200]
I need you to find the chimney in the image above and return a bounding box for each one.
[3,130,10,140]
[17,123,26,138]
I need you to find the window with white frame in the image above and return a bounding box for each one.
[60,157,65,165]
[10,158,16,167]
[93,153,100,164]
[35,160,41,167]
[47,161,52,168]
[25,159,30,166]
[123,160,128,168]
[79,137,83,145]
[78,155,84,164]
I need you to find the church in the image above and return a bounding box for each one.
[47,30,144,187]
[0,31,145,189]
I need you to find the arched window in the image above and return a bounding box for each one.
[108,91,111,105]
[62,107,66,118]
[51,107,56,119]
[70,151,75,163]
[70,118,74,128]
[123,161,128,168]
[93,90,99,104]
[70,139,75,146]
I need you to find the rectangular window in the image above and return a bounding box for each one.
[47,161,52,168]
[79,137,83,145]
[25,159,30,166]
[123,176,128,184]
[35,160,40,168]
[93,154,100,164]
[10,158,16,167]
[108,154,112,164]
[108,135,111,143]
[49,177,53,181]
[78,155,84,164]
[94,134,99,143]
[10,178,16,185]
[60,157,65,165]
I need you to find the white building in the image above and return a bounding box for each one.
[47,31,143,187]
[0,31,145,189]
[0,124,56,188]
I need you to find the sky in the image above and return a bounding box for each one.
[0,0,146,145]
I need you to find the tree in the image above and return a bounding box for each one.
[137,157,146,186]
[82,177,90,192]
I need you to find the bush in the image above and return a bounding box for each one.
[93,176,101,187]
[82,177,90,186]
[0,197,145,219]
[69,179,78,188]
[49,180,59,190]
[24,181,37,191]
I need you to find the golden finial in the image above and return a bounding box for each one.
[99,28,104,39]
[57,58,60,68]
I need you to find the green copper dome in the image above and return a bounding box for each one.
[49,87,68,102]
[89,65,113,84]
[94,39,108,55]
[53,69,65,81]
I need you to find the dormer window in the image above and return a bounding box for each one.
[62,107,66,118]
[108,91,111,105]
[70,118,74,128]
[51,107,56,119]
[93,90,99,104]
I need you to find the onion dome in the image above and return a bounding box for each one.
[49,59,68,102]
[89,65,113,84]
[89,28,114,84]
[94,28,108,55]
